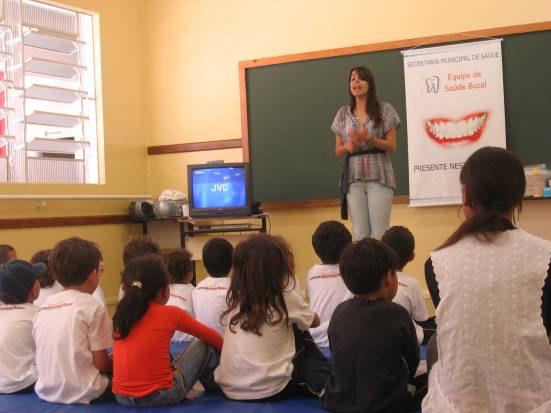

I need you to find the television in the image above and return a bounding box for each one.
[187,162,252,218]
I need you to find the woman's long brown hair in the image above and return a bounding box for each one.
[348,66,383,129]
[222,234,296,336]
[437,147,525,250]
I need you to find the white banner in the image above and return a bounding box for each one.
[403,40,506,206]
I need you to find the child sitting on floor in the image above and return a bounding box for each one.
[118,235,161,300]
[33,238,113,404]
[0,244,16,264]
[382,226,431,345]
[215,234,330,401]
[112,254,222,407]
[324,238,421,413]
[165,249,196,342]
[0,260,44,394]
[31,249,62,308]
[33,249,107,308]
[192,238,233,336]
[307,220,352,348]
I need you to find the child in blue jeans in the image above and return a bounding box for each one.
[112,254,222,407]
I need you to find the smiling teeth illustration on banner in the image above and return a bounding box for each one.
[402,39,506,207]
[425,112,488,145]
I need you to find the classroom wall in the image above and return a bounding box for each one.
[142,0,551,302]
[0,0,148,306]
[141,0,551,299]
[6,0,547,308]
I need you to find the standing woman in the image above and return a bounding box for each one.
[423,147,551,412]
[332,66,400,240]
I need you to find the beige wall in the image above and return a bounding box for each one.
[0,0,148,305]
[142,0,551,304]
[3,1,551,309]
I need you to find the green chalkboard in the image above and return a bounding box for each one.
[246,28,551,203]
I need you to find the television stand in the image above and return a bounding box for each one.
[135,214,268,284]
[137,214,268,249]
[182,215,267,239]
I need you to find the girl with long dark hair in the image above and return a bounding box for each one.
[332,66,401,240]
[214,234,330,401]
[112,255,223,407]
[423,147,551,412]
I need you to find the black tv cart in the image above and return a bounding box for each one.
[137,214,268,249]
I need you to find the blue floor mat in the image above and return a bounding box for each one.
[0,392,326,413]
[420,344,427,360]
[0,392,420,413]
[0,345,425,412]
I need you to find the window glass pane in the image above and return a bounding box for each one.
[0,0,102,184]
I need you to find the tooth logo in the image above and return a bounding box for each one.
[425,112,489,145]
[425,76,440,93]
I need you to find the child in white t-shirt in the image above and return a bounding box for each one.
[32,249,106,308]
[0,259,44,393]
[192,238,233,336]
[307,220,352,348]
[215,234,330,401]
[31,249,63,308]
[33,237,113,404]
[382,226,430,345]
[165,249,195,342]
[92,259,107,307]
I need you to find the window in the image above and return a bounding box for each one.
[0,0,102,184]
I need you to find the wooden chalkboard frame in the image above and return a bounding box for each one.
[238,21,551,208]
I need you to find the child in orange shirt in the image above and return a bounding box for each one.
[112,254,223,407]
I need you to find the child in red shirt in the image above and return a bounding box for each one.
[112,254,223,407]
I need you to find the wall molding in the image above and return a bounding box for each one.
[0,215,131,230]
[239,21,551,70]
[147,139,242,155]
[263,195,409,210]
[262,195,548,210]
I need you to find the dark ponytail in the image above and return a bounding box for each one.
[438,147,525,250]
[113,254,169,339]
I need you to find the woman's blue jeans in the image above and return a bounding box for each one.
[347,181,393,240]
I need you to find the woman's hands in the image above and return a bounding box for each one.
[343,139,357,153]
[337,125,392,157]
[336,132,373,156]
[349,126,371,146]
[336,135,353,156]
[349,126,376,151]
[346,127,398,153]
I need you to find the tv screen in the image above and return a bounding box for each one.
[187,163,252,218]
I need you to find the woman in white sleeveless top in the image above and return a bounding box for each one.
[423,147,551,413]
